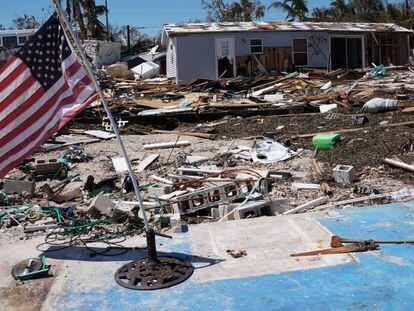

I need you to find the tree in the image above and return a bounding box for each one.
[110,24,153,53]
[202,0,265,22]
[12,15,41,29]
[311,7,333,21]
[81,0,108,40]
[348,0,387,22]
[268,0,309,21]
[60,0,87,39]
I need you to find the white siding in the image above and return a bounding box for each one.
[166,37,177,78]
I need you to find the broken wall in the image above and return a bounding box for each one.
[83,40,121,68]
[169,30,409,84]
[172,31,330,84]
[365,32,409,66]
[167,37,178,78]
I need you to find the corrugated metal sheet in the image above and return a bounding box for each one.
[164,21,412,36]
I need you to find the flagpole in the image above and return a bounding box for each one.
[51,0,150,231]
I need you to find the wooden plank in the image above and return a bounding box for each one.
[150,175,174,185]
[143,140,190,150]
[282,196,328,215]
[402,107,414,113]
[134,99,178,109]
[136,154,159,172]
[384,158,414,172]
[293,121,414,139]
[151,130,213,139]
[292,127,364,139]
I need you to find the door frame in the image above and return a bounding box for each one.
[215,37,236,79]
[329,35,365,69]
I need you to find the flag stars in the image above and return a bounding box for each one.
[19,13,73,90]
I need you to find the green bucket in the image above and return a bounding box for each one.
[312,134,341,150]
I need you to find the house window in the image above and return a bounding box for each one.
[2,36,17,49]
[220,41,229,56]
[250,39,263,54]
[293,38,308,66]
[18,36,28,46]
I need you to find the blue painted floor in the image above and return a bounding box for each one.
[54,202,414,311]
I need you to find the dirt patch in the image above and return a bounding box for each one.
[215,111,414,175]
[0,277,55,311]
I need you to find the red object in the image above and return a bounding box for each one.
[0,13,97,178]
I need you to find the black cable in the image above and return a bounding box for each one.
[36,218,144,257]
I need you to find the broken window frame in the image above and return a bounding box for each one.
[18,35,28,46]
[292,38,308,66]
[250,38,263,54]
[367,32,397,66]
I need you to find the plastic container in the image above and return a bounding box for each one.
[312,134,341,150]
[362,98,398,113]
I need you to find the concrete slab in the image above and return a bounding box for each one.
[188,214,354,282]
[3,202,414,310]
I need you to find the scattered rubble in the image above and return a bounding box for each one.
[1,64,414,270]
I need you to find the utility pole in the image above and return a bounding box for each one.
[127,25,131,53]
[105,0,109,39]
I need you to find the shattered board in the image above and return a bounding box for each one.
[188,214,354,282]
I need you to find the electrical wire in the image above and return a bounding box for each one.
[36,216,144,257]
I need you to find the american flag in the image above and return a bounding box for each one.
[0,13,97,178]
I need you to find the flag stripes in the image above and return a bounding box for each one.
[0,13,97,178]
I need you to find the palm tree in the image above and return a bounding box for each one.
[329,0,352,20]
[311,7,332,21]
[202,0,265,22]
[269,0,309,21]
[80,0,108,39]
[230,0,265,22]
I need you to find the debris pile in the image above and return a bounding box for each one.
[2,64,414,261]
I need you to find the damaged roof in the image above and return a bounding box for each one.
[163,21,412,36]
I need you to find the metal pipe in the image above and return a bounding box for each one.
[52,0,150,231]
[340,238,414,244]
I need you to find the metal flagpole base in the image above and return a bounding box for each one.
[114,229,194,290]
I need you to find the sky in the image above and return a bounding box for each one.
[0,0,355,37]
